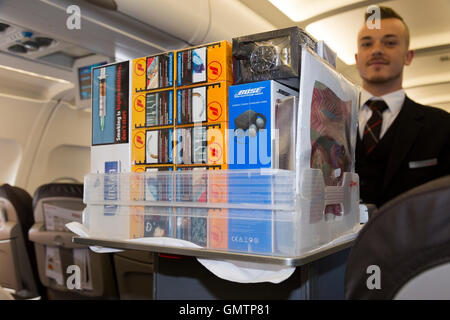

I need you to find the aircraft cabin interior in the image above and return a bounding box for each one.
[0,0,449,303]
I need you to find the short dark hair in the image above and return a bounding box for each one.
[365,6,410,47]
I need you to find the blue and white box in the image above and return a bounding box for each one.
[227,80,298,253]
[228,80,298,169]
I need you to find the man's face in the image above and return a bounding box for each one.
[355,18,413,86]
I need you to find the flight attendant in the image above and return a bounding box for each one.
[355,6,450,207]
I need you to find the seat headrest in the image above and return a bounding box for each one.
[32,183,83,210]
[0,184,33,223]
[345,175,450,299]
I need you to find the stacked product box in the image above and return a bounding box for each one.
[129,41,233,240]
[129,166,174,239]
[175,83,229,168]
[129,52,175,238]
[131,51,176,173]
[232,27,317,90]
[91,61,130,174]
[174,40,232,170]
[83,35,361,257]
[88,61,132,239]
[174,41,232,246]
[176,40,233,87]
[130,42,233,172]
[232,27,337,90]
[226,80,298,254]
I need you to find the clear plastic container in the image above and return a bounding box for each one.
[83,169,359,257]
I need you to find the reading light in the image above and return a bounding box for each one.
[8,44,27,54]
[35,37,54,47]
[23,40,39,52]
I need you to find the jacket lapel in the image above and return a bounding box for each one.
[383,97,424,191]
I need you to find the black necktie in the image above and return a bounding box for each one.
[362,100,388,155]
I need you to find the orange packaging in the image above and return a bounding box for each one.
[174,122,228,166]
[131,89,175,130]
[129,206,145,239]
[176,82,228,125]
[132,164,175,172]
[129,165,175,237]
[132,51,175,94]
[176,40,232,87]
[208,209,228,249]
[131,127,175,167]
[207,170,228,249]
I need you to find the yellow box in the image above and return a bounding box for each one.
[176,41,232,87]
[174,122,228,166]
[132,52,175,94]
[207,170,228,249]
[208,209,228,249]
[132,89,175,130]
[176,82,228,125]
[129,206,145,239]
[175,164,227,170]
[129,165,175,238]
[132,164,175,172]
[131,128,175,166]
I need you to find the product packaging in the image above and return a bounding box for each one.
[176,41,232,87]
[232,27,317,89]
[316,40,337,68]
[91,61,130,173]
[132,89,174,129]
[175,123,227,166]
[228,80,298,169]
[132,52,174,94]
[131,128,174,166]
[227,80,298,253]
[176,82,228,125]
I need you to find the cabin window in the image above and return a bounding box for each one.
[44,145,90,183]
[0,138,22,185]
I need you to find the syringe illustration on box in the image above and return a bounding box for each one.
[91,61,130,174]
[98,67,107,131]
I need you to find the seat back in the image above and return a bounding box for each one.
[29,183,118,299]
[345,175,450,299]
[113,250,155,300]
[0,184,44,299]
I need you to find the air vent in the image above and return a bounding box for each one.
[0,20,95,70]
[7,44,27,54]
[4,30,56,55]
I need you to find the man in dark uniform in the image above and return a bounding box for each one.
[355,6,450,208]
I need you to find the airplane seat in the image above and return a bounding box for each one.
[345,175,450,299]
[0,184,45,299]
[29,183,119,300]
[113,250,155,300]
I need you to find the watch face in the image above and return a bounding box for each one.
[250,45,277,73]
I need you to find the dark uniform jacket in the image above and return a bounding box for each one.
[356,96,450,207]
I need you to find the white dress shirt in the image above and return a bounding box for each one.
[358,89,406,139]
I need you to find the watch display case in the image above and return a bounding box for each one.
[232,27,317,89]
